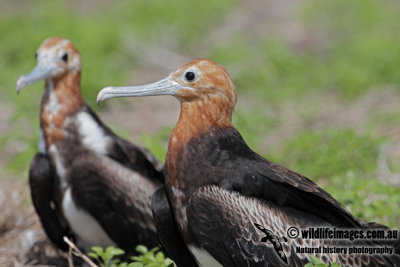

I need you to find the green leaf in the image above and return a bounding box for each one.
[91,246,104,255]
[149,247,160,254]
[309,255,323,264]
[143,253,156,262]
[135,245,148,254]
[106,246,125,256]
[155,251,165,262]
[130,256,141,262]
[88,252,99,260]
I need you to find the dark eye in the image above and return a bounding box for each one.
[34,52,38,60]
[61,53,68,62]
[185,71,195,82]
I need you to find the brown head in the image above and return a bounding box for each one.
[97,58,237,131]
[98,59,238,186]
[170,59,237,107]
[16,37,84,147]
[16,37,81,93]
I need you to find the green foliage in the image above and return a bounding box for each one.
[300,0,400,99]
[325,172,400,228]
[210,36,323,103]
[89,246,125,267]
[89,245,173,267]
[131,245,173,267]
[267,128,400,228]
[304,255,341,267]
[114,0,235,47]
[210,0,400,102]
[269,128,382,179]
[233,105,279,150]
[140,127,172,164]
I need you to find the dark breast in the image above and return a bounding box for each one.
[165,127,257,243]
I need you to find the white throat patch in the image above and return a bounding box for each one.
[76,112,110,155]
[46,86,60,116]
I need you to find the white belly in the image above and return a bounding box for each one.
[189,246,222,267]
[62,189,116,249]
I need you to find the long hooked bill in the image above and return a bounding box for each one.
[16,64,52,93]
[97,76,192,104]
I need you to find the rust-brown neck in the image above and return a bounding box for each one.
[166,95,234,187]
[40,71,84,147]
[49,70,83,107]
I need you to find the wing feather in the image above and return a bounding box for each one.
[207,128,361,228]
[29,153,74,251]
[151,186,198,266]
[69,152,159,253]
[187,185,400,266]
[85,106,164,181]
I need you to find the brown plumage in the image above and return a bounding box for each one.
[98,58,400,266]
[17,37,163,254]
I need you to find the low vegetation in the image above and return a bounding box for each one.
[89,245,173,267]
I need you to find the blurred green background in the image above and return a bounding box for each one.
[0,0,399,233]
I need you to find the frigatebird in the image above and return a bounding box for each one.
[97,59,400,266]
[16,37,163,254]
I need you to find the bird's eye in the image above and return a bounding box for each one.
[184,71,195,82]
[34,52,38,60]
[61,53,68,63]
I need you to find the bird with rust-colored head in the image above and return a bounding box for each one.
[17,37,81,94]
[16,37,165,255]
[98,59,400,266]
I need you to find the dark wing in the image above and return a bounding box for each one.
[187,185,399,267]
[357,220,400,256]
[69,152,159,253]
[151,186,198,267]
[29,153,74,251]
[253,160,360,227]
[213,128,361,228]
[111,137,164,181]
[187,185,308,267]
[85,106,164,182]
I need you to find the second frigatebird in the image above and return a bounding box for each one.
[17,37,163,254]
